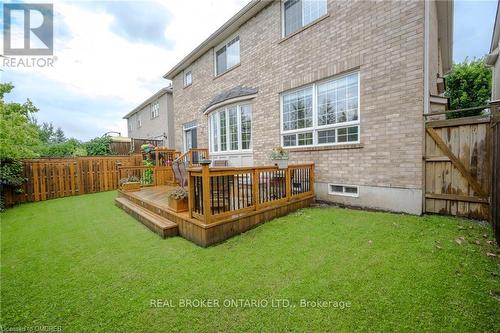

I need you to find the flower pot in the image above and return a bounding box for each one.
[121,182,141,192]
[168,196,188,212]
[272,159,289,169]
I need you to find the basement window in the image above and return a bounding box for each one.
[328,184,359,197]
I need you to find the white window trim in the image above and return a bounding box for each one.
[279,71,361,148]
[150,101,159,119]
[281,0,328,38]
[184,68,192,87]
[208,102,253,155]
[213,34,240,77]
[137,115,142,128]
[328,184,359,197]
[183,124,197,152]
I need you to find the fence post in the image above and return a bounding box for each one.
[489,101,500,245]
[200,160,212,224]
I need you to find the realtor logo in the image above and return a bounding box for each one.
[3,3,53,56]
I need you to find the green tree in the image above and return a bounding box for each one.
[85,136,113,156]
[0,83,42,159]
[37,122,55,143]
[445,58,492,118]
[0,83,43,209]
[53,127,66,143]
[39,138,86,157]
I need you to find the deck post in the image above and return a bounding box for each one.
[200,160,212,224]
[252,168,259,210]
[310,164,315,194]
[285,166,292,201]
[187,170,194,218]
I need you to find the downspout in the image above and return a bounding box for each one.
[424,0,430,115]
[422,0,431,215]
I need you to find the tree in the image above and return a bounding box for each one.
[0,83,42,159]
[38,122,55,143]
[39,138,86,157]
[85,136,113,156]
[0,83,43,209]
[445,58,492,118]
[53,127,67,143]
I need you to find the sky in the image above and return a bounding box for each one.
[0,0,498,141]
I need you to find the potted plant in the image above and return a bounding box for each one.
[119,176,141,192]
[270,147,289,169]
[168,187,188,212]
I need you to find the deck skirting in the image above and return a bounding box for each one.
[117,186,314,247]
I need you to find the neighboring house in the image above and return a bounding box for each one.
[487,0,500,100]
[163,0,453,215]
[123,87,175,148]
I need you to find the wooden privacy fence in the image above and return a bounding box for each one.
[5,155,142,205]
[424,111,492,220]
[110,138,164,155]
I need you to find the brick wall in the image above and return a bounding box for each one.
[172,0,425,191]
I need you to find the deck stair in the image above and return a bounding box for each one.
[115,197,178,238]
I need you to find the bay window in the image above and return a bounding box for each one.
[281,71,360,147]
[283,0,327,37]
[209,104,252,153]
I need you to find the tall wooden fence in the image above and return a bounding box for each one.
[424,115,491,220]
[110,138,163,155]
[4,155,142,206]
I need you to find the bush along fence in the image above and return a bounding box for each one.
[2,155,142,207]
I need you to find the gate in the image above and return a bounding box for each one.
[424,113,491,220]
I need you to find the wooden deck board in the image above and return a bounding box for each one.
[116,185,314,247]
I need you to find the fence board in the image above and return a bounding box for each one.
[425,117,491,220]
[5,155,142,206]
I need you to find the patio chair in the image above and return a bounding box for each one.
[172,160,188,188]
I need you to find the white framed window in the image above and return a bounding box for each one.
[209,103,252,153]
[282,0,327,37]
[328,184,359,197]
[150,101,159,119]
[184,69,192,87]
[280,71,360,148]
[137,115,142,128]
[214,35,240,76]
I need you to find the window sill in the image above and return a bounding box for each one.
[213,63,240,80]
[210,150,253,156]
[279,13,330,44]
[285,143,363,153]
[183,83,192,89]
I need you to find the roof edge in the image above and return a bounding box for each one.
[436,0,454,74]
[163,0,267,80]
[123,87,172,119]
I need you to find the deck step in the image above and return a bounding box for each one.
[115,197,178,238]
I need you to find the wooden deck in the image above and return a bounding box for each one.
[116,184,314,247]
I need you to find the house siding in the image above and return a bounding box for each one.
[127,92,175,148]
[172,0,427,214]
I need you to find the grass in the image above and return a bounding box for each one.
[1,191,499,332]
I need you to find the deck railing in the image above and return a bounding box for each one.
[118,165,176,187]
[188,163,314,223]
[176,148,209,167]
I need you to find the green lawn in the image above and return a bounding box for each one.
[1,191,499,332]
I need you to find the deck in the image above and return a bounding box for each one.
[115,150,315,246]
[116,183,314,247]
